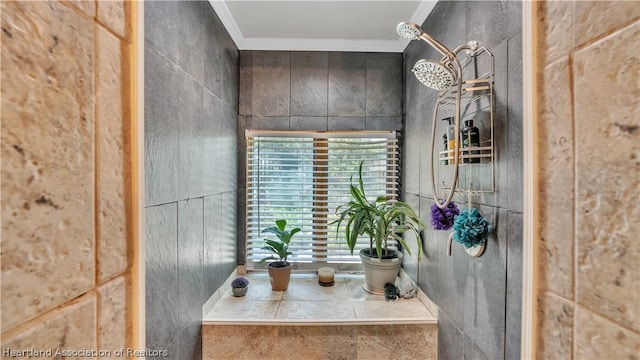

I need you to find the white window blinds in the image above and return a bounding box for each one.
[245,130,400,265]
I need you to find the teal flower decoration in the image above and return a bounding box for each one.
[452,208,490,248]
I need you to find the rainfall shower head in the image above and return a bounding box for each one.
[396,21,423,40]
[412,59,456,91]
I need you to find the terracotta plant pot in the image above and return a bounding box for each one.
[232,287,248,297]
[268,261,292,291]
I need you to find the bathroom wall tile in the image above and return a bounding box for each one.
[277,300,356,321]
[436,224,468,330]
[0,294,96,356]
[463,206,505,360]
[507,34,523,212]
[163,336,180,360]
[203,5,224,98]
[365,53,402,117]
[98,276,128,356]
[145,203,179,349]
[328,116,366,131]
[437,311,464,360]
[178,199,205,331]
[402,193,421,281]
[464,335,488,360]
[572,1,640,48]
[574,22,640,333]
[345,275,386,301]
[145,44,178,205]
[1,0,96,331]
[328,52,366,116]
[220,191,238,277]
[276,326,357,360]
[357,325,437,360]
[175,0,204,83]
[537,292,573,360]
[248,116,290,130]
[402,107,420,195]
[178,322,202,360]
[252,51,290,116]
[289,116,328,131]
[221,32,239,110]
[144,1,180,66]
[417,98,437,199]
[177,70,205,200]
[236,188,247,265]
[574,305,640,360]
[403,40,433,114]
[203,325,275,360]
[97,26,128,281]
[98,0,129,40]
[238,51,253,115]
[202,90,222,196]
[506,0,522,41]
[236,115,248,192]
[505,212,523,360]
[418,197,438,302]
[537,0,573,65]
[365,116,402,131]
[291,52,328,116]
[64,1,95,18]
[219,103,238,193]
[466,0,507,51]
[204,194,222,297]
[537,57,574,300]
[422,0,466,53]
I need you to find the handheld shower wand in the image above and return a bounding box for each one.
[396,21,477,209]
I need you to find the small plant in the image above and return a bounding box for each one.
[259,219,300,267]
[231,276,249,289]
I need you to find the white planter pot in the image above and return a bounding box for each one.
[360,248,403,295]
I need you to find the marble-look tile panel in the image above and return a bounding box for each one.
[328,116,366,131]
[252,51,290,116]
[537,1,573,65]
[538,57,574,300]
[98,0,129,40]
[277,300,356,321]
[572,1,640,47]
[344,274,386,301]
[177,199,205,330]
[537,292,573,360]
[0,294,96,358]
[574,305,640,360]
[357,324,437,360]
[1,0,95,331]
[574,22,640,332]
[275,326,357,360]
[98,276,128,358]
[97,26,128,281]
[203,325,275,360]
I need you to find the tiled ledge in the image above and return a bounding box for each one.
[202,272,438,326]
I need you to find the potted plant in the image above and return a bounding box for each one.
[259,219,300,291]
[231,276,249,297]
[333,161,424,294]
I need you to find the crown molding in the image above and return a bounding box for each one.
[208,0,436,53]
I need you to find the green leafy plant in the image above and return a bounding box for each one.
[259,219,300,266]
[332,161,424,259]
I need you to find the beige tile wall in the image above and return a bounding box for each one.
[1,0,134,355]
[536,1,640,358]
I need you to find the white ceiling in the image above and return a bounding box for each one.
[207,1,437,52]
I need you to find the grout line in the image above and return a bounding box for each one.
[568,47,578,359]
[94,19,101,288]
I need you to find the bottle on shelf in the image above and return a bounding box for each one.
[460,119,480,163]
[441,117,454,165]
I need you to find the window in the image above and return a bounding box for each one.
[245,130,400,267]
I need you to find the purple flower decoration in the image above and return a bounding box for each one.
[430,201,460,230]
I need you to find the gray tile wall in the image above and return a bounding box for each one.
[236,50,403,263]
[144,2,238,359]
[402,1,523,359]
